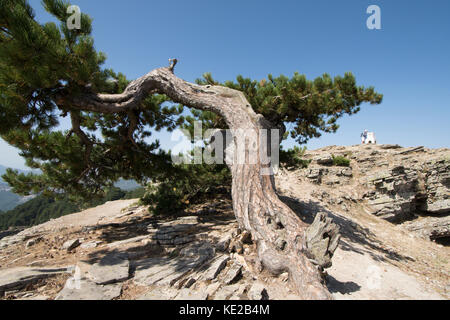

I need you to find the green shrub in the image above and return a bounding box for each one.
[140,162,231,216]
[332,154,350,167]
[280,146,311,169]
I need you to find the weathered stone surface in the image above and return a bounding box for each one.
[248,282,269,300]
[305,167,325,182]
[364,166,422,222]
[180,241,215,258]
[313,154,333,165]
[107,235,149,248]
[341,167,353,177]
[222,262,242,284]
[133,254,209,287]
[62,238,80,251]
[80,240,101,249]
[174,288,208,300]
[55,278,122,300]
[147,216,200,246]
[397,146,425,155]
[18,294,49,300]
[404,215,450,240]
[380,144,402,150]
[298,144,449,240]
[0,267,68,294]
[133,257,172,286]
[206,282,221,297]
[420,159,450,216]
[363,157,449,222]
[425,199,450,214]
[137,287,179,300]
[88,254,130,285]
[203,255,230,281]
[213,284,241,300]
[25,237,40,248]
[183,277,196,288]
[216,234,232,252]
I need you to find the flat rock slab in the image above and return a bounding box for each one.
[404,215,450,240]
[213,284,241,300]
[18,294,50,300]
[80,241,101,249]
[107,235,149,248]
[0,267,68,293]
[133,255,208,287]
[248,282,269,300]
[147,216,200,245]
[216,235,232,252]
[88,254,129,285]
[62,239,80,251]
[180,241,215,258]
[174,288,208,300]
[55,278,122,300]
[203,255,230,280]
[222,262,242,284]
[137,287,179,300]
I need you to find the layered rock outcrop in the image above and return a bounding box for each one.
[295,144,449,241]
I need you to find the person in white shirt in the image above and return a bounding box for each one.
[361,129,368,144]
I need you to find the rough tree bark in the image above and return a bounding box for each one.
[57,61,340,299]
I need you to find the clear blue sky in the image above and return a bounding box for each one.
[1,0,449,169]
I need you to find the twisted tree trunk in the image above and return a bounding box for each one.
[59,63,340,299]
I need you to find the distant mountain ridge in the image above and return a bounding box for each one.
[0,186,145,231]
[0,164,140,212]
[0,165,33,212]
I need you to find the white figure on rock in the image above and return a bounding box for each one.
[361,129,368,144]
[361,129,376,144]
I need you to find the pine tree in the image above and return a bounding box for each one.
[0,0,183,199]
[0,0,382,299]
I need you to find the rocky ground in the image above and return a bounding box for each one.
[0,144,448,300]
[276,144,449,299]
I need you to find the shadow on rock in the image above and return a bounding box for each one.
[279,195,415,264]
[326,275,361,294]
